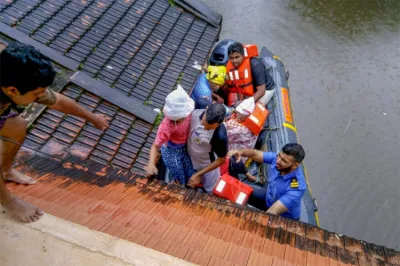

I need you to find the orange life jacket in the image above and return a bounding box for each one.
[240,102,269,136]
[226,44,259,97]
[212,174,253,206]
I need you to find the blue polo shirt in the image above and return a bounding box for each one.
[263,152,306,219]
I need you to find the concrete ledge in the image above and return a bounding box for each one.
[0,207,194,266]
[0,22,79,70]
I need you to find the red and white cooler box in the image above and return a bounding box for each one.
[213,174,254,206]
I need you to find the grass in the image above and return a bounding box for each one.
[154,111,163,127]
[177,72,184,84]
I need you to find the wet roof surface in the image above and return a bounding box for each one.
[9,152,400,266]
[24,84,155,175]
[0,0,218,109]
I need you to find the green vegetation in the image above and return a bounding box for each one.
[154,111,163,127]
[143,100,152,106]
[177,72,184,84]
[168,0,176,7]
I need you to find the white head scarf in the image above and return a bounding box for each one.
[236,97,255,115]
[163,85,195,121]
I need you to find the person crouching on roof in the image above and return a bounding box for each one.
[145,85,196,185]
[221,98,258,182]
[191,65,226,105]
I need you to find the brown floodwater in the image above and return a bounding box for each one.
[203,0,400,249]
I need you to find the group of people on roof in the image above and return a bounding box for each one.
[145,42,307,220]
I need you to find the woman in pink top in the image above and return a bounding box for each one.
[145,86,196,185]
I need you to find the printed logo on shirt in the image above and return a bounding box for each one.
[290,178,299,189]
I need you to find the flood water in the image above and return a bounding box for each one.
[202,0,400,249]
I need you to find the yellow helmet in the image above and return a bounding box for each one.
[206,65,227,85]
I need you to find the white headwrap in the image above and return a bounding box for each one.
[236,97,255,115]
[163,85,195,121]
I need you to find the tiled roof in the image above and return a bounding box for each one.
[0,0,219,109]
[24,84,155,176]
[10,152,400,266]
[2,1,400,265]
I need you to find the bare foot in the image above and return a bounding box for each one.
[3,169,36,185]
[3,196,44,223]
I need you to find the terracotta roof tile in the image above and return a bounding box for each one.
[202,236,229,259]
[208,256,235,266]
[122,228,148,245]
[8,158,399,266]
[161,223,190,244]
[163,242,190,260]
[284,246,307,266]
[242,230,265,253]
[247,251,274,266]
[223,242,251,266]
[182,230,209,252]
[184,249,212,265]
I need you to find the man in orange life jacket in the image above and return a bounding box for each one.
[221,42,275,105]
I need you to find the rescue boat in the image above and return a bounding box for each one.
[160,39,319,226]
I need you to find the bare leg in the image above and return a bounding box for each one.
[0,116,35,184]
[0,116,43,223]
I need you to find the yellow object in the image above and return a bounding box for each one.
[206,65,226,85]
[283,122,297,133]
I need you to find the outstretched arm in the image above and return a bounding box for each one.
[187,157,225,187]
[48,92,109,130]
[228,149,264,163]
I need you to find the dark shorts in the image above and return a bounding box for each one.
[0,112,18,130]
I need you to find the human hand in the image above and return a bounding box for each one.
[227,150,241,163]
[144,164,158,177]
[215,95,224,104]
[187,173,202,188]
[90,113,110,131]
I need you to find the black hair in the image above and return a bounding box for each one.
[0,42,56,95]
[205,103,226,124]
[195,98,212,109]
[282,143,305,163]
[228,42,244,56]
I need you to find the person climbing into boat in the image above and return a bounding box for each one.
[0,42,109,223]
[191,65,226,106]
[228,143,306,220]
[221,98,258,181]
[186,103,228,194]
[223,42,275,106]
[145,85,196,186]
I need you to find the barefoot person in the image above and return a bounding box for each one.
[0,42,109,223]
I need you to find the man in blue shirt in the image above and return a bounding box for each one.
[229,143,306,220]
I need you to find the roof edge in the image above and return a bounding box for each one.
[70,71,158,124]
[174,0,222,27]
[0,22,79,70]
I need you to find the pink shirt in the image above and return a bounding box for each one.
[154,114,192,147]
